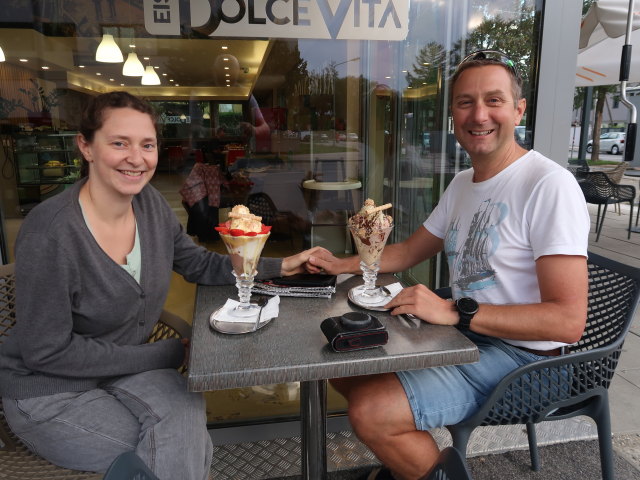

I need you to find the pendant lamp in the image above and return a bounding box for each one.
[141,65,161,85]
[123,52,145,76]
[96,34,123,63]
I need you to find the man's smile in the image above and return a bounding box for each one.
[470,129,495,136]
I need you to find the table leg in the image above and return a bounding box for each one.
[300,379,327,480]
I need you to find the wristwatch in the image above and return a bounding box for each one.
[455,297,479,330]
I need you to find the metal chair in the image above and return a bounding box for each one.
[419,447,473,480]
[102,452,159,480]
[577,171,635,240]
[445,252,640,480]
[0,262,192,478]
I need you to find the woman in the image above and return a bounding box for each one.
[0,92,324,479]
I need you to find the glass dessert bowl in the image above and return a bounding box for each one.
[348,199,394,306]
[216,205,271,318]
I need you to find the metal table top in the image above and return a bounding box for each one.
[187,274,479,392]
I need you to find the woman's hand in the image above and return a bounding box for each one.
[280,246,334,276]
[384,284,458,325]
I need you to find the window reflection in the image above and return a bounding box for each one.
[0,0,540,424]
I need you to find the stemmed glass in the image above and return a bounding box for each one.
[348,219,394,306]
[219,229,270,319]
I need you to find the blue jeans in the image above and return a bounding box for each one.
[3,369,212,480]
[396,331,548,431]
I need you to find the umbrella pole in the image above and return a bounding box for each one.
[620,0,637,162]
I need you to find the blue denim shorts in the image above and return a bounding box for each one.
[396,331,545,431]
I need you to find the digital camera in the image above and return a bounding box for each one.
[321,312,388,352]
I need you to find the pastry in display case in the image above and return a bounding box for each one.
[11,132,80,215]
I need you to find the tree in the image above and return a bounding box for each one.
[588,85,619,161]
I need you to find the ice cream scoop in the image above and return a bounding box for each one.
[215,205,271,275]
[348,199,393,266]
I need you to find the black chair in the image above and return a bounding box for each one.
[247,192,295,246]
[577,171,635,241]
[567,164,589,179]
[419,447,473,480]
[445,252,640,480]
[0,262,192,478]
[102,451,159,480]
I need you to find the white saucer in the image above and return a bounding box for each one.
[348,286,393,311]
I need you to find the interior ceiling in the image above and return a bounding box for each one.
[0,28,273,100]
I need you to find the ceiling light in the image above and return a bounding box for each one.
[96,34,123,63]
[0,45,5,62]
[222,46,228,49]
[141,65,161,85]
[122,52,145,76]
[41,66,49,70]
[20,58,28,62]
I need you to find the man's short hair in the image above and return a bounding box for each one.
[450,50,523,106]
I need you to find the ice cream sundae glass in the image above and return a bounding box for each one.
[348,199,394,306]
[215,205,271,318]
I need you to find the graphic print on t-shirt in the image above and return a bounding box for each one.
[445,199,507,294]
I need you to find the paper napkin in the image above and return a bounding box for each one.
[215,296,280,323]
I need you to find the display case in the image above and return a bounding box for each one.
[12,132,80,215]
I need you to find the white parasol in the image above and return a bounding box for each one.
[576,0,640,86]
[576,0,638,161]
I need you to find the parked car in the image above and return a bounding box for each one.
[586,132,626,155]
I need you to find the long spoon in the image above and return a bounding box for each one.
[253,297,269,332]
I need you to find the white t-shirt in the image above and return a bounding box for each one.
[424,150,590,350]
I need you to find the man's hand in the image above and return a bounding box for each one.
[384,284,458,325]
[280,246,334,276]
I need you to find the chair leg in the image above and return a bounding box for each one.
[447,424,473,458]
[591,394,615,480]
[526,423,540,471]
[629,201,634,239]
[595,202,609,242]
[636,201,639,226]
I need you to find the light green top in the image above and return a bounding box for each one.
[78,199,141,283]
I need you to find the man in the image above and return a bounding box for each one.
[307,51,590,480]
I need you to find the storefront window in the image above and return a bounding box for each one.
[0,0,541,425]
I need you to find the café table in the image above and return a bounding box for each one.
[187,273,479,479]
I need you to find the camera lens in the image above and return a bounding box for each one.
[340,312,373,330]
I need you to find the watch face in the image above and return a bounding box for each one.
[457,297,479,315]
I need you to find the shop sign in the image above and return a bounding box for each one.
[161,114,192,124]
[144,0,409,40]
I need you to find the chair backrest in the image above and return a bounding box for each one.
[247,192,278,225]
[579,172,617,204]
[0,263,16,346]
[603,162,627,184]
[421,447,473,480]
[102,451,159,480]
[313,158,346,182]
[571,252,640,353]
